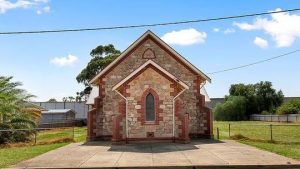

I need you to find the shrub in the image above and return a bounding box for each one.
[214,96,247,121]
[261,110,270,115]
[0,116,36,144]
[277,99,300,115]
[0,123,13,144]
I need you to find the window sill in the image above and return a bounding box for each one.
[144,121,156,125]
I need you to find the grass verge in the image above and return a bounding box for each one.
[214,121,300,160]
[0,142,68,168]
[0,127,87,168]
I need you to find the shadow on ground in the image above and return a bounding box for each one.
[82,139,224,153]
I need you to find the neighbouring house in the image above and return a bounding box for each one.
[39,109,76,128]
[87,30,212,143]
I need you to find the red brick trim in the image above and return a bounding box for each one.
[112,114,123,142]
[118,100,126,117]
[87,108,96,141]
[87,78,105,141]
[174,99,190,142]
[90,135,190,143]
[194,77,214,138]
[115,63,183,92]
[138,88,162,125]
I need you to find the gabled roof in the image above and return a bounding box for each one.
[112,60,189,91]
[89,30,211,85]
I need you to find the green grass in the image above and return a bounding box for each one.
[240,140,300,160]
[37,127,87,143]
[214,121,300,160]
[0,127,87,168]
[0,142,68,168]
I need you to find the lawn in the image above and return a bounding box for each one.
[0,127,87,168]
[214,121,300,160]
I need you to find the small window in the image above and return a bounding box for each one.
[145,93,155,121]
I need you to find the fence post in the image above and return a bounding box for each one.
[271,115,273,122]
[34,129,37,145]
[270,124,273,141]
[72,120,75,141]
[217,127,219,140]
[228,124,231,138]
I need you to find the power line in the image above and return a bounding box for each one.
[1,8,300,35]
[207,49,300,75]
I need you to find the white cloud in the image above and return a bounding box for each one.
[253,37,269,48]
[234,8,300,47]
[223,28,235,34]
[0,0,32,13]
[0,0,49,14]
[33,0,48,2]
[36,5,49,14]
[161,28,207,46]
[50,54,78,67]
[213,28,220,32]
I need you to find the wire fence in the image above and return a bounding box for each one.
[0,119,86,145]
[214,123,300,143]
[0,126,75,145]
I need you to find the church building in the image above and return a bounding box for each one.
[87,30,212,143]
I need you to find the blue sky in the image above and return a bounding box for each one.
[1,0,300,101]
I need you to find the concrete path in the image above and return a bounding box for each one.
[10,140,300,169]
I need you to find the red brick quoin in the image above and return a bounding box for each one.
[137,88,163,125]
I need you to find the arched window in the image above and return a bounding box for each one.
[145,93,155,121]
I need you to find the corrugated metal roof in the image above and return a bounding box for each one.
[42,109,76,114]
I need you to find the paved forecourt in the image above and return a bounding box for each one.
[10,140,300,169]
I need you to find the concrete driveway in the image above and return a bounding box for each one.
[10,140,300,169]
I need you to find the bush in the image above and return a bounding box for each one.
[0,117,36,144]
[214,96,247,121]
[277,99,300,115]
[0,123,13,144]
[261,110,271,115]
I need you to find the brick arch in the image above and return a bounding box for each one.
[139,88,162,125]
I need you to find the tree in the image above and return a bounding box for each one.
[62,97,68,102]
[61,96,77,102]
[254,81,284,113]
[0,76,41,143]
[76,44,120,100]
[227,81,284,116]
[68,96,75,102]
[228,83,257,117]
[48,98,57,102]
[277,99,300,115]
[214,96,247,121]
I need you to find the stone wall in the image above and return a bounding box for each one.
[126,67,175,138]
[92,35,211,140]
